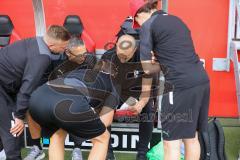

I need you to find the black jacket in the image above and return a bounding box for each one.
[102,48,145,101]
[0,38,52,119]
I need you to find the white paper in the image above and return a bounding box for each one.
[169,91,173,105]
[11,120,16,137]
[118,97,138,110]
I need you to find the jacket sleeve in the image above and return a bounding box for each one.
[15,55,50,119]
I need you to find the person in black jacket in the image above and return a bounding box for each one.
[129,0,210,159]
[24,36,97,160]
[102,35,157,160]
[0,25,70,160]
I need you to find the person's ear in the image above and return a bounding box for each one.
[47,43,54,48]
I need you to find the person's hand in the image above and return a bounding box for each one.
[151,51,157,64]
[10,118,24,137]
[128,101,146,115]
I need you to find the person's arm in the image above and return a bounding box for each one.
[14,55,50,119]
[11,55,50,136]
[128,20,160,115]
[128,76,152,115]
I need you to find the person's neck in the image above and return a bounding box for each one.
[150,9,158,16]
[43,36,51,47]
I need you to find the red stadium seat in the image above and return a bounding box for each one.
[63,15,96,53]
[0,15,21,47]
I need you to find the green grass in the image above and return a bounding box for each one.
[220,118,240,159]
[224,127,240,160]
[22,118,240,160]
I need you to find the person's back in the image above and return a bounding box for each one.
[0,25,70,160]
[65,66,117,109]
[0,38,50,93]
[141,10,209,91]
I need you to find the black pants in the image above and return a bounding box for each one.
[161,82,210,140]
[0,86,21,160]
[29,84,106,139]
[71,99,155,155]
[137,99,155,154]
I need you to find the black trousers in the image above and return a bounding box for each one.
[137,99,155,154]
[71,99,155,155]
[0,86,21,160]
[161,83,210,140]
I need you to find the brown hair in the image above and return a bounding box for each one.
[46,25,71,41]
[137,0,159,14]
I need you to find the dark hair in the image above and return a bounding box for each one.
[47,25,71,41]
[67,36,85,49]
[137,0,159,14]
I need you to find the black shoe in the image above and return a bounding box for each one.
[105,149,116,160]
[136,153,147,160]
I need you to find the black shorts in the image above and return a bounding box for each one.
[161,82,210,140]
[29,84,106,139]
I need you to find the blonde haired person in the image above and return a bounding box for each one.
[0,25,70,160]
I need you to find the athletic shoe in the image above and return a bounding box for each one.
[0,150,6,160]
[23,145,45,160]
[72,148,83,160]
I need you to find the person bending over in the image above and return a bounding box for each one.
[0,25,70,160]
[29,59,119,160]
[24,36,97,160]
[102,35,158,160]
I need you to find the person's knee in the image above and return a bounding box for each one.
[99,108,114,127]
[97,130,110,142]
[183,137,199,146]
[183,133,199,146]
[102,130,110,140]
[26,112,41,138]
[91,130,110,145]
[51,129,67,142]
[163,140,181,151]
